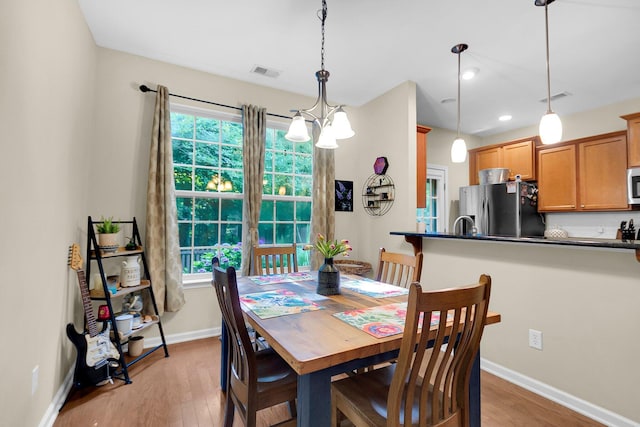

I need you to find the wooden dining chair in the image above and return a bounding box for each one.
[213,266,297,427]
[376,247,423,288]
[253,244,298,275]
[331,275,492,427]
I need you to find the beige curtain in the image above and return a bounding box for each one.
[240,105,267,276]
[145,85,185,314]
[310,126,335,269]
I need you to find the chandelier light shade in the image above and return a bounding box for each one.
[451,43,469,163]
[536,0,562,145]
[285,0,354,149]
[284,112,310,142]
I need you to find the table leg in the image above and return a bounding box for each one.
[297,371,332,427]
[469,350,481,427]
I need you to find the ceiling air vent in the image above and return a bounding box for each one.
[539,91,571,103]
[251,65,280,78]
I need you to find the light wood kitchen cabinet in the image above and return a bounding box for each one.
[503,139,535,181]
[537,144,577,211]
[537,131,628,212]
[621,112,640,167]
[579,133,628,210]
[468,137,537,185]
[416,125,431,208]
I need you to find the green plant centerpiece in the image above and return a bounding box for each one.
[304,234,352,296]
[96,216,121,252]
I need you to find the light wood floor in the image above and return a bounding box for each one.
[54,337,604,427]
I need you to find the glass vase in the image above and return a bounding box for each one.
[317,257,340,295]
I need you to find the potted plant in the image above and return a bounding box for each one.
[303,233,352,295]
[96,217,121,251]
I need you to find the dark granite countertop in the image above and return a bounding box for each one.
[390,231,640,250]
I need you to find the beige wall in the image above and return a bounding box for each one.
[0,1,97,426]
[420,239,640,423]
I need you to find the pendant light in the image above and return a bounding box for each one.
[451,43,468,163]
[284,0,354,149]
[536,0,562,145]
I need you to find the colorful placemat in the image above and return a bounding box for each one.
[339,277,409,298]
[247,271,314,285]
[240,289,325,319]
[333,302,452,338]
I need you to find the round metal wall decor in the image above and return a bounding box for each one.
[362,173,394,216]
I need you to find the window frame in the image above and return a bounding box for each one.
[170,103,312,284]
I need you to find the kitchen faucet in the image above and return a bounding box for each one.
[453,215,477,236]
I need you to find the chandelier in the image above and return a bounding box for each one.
[284,0,354,149]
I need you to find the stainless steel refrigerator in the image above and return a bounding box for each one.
[459,182,545,237]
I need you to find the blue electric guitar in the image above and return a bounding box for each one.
[66,244,120,388]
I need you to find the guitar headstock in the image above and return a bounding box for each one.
[68,243,84,271]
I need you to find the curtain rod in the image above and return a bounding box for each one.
[138,84,293,120]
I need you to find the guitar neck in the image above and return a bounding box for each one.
[76,270,99,337]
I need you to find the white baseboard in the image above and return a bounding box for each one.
[42,327,222,427]
[481,358,639,427]
[143,326,221,348]
[38,368,74,427]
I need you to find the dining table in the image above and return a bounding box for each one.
[220,271,501,427]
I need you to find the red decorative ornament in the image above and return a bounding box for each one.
[97,305,110,321]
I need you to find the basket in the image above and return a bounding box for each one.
[333,259,373,276]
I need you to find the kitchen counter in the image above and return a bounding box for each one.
[390,231,640,262]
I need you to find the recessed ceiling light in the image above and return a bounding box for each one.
[499,115,512,121]
[462,67,479,80]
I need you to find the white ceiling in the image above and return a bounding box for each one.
[78,0,640,137]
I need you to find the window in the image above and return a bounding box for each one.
[417,165,448,232]
[171,105,313,275]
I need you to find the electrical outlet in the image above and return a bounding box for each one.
[32,365,39,395]
[529,329,543,350]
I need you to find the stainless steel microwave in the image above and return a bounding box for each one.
[628,168,640,204]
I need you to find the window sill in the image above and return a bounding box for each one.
[183,267,313,290]
[183,274,212,290]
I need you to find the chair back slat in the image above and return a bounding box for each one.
[253,244,298,275]
[376,248,423,288]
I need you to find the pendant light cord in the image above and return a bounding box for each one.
[457,52,461,138]
[544,3,552,114]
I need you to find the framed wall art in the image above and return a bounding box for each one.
[335,180,353,212]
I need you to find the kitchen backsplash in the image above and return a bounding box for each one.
[545,212,640,239]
